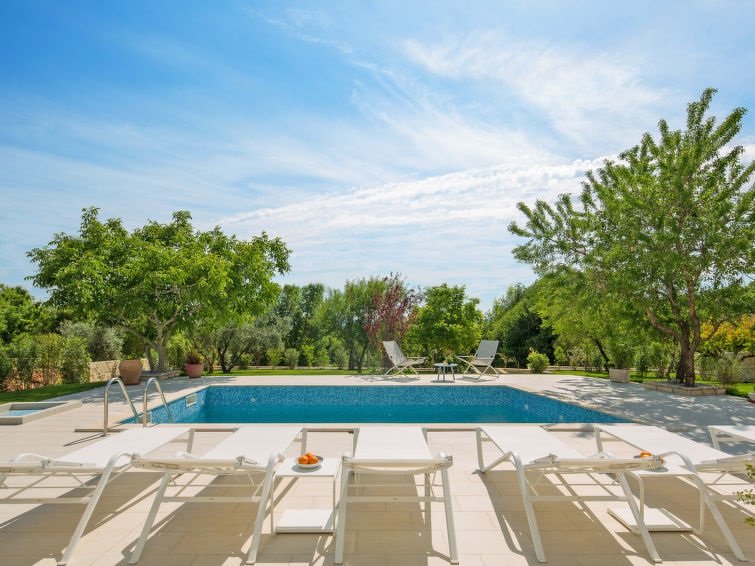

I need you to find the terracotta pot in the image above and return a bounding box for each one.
[118,359,143,385]
[185,363,203,378]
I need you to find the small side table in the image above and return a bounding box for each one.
[433,362,457,382]
[272,457,341,533]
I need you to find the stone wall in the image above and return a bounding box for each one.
[88,359,149,382]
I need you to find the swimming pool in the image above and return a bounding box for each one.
[124,385,627,425]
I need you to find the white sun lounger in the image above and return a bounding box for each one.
[0,426,193,566]
[334,426,458,564]
[709,425,755,450]
[128,426,301,565]
[595,424,754,562]
[476,425,667,563]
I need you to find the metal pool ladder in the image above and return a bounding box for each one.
[103,377,174,435]
[142,377,174,426]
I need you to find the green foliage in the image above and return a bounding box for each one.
[60,336,90,384]
[0,285,57,344]
[301,344,316,367]
[609,343,633,369]
[527,349,550,373]
[167,334,193,371]
[28,208,291,372]
[284,348,299,369]
[634,346,651,378]
[713,353,744,385]
[406,284,481,361]
[487,282,556,367]
[331,344,349,369]
[739,464,755,526]
[59,321,123,361]
[553,345,568,367]
[0,345,13,390]
[509,89,755,387]
[266,348,283,367]
[8,334,37,389]
[36,333,64,385]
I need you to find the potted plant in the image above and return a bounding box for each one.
[609,344,632,383]
[118,357,143,385]
[185,351,204,378]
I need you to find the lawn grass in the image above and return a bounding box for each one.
[0,381,106,403]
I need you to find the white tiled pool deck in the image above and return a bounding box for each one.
[1,372,753,565]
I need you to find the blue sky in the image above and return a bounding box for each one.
[1,1,753,311]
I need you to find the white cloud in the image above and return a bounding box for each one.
[403,32,674,151]
[219,158,604,309]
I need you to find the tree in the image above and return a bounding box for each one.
[509,89,755,386]
[406,284,482,359]
[317,277,383,372]
[0,285,56,343]
[487,282,556,367]
[364,273,422,354]
[28,208,290,372]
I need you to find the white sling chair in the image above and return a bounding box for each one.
[455,340,499,378]
[0,426,193,566]
[335,426,458,564]
[595,424,754,562]
[382,340,425,376]
[476,425,667,563]
[709,424,755,450]
[129,426,301,565]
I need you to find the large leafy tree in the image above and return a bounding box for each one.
[487,282,556,367]
[28,208,290,372]
[509,89,755,386]
[364,273,422,354]
[406,283,482,359]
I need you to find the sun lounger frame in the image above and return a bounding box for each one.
[476,425,667,563]
[334,426,458,564]
[0,426,193,566]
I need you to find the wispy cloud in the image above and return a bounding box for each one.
[219,158,605,308]
[403,32,674,151]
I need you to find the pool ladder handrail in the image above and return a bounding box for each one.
[142,377,174,426]
[103,377,139,435]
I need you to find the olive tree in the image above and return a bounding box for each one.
[509,90,755,386]
[28,208,290,372]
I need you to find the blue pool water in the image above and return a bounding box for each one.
[124,385,627,425]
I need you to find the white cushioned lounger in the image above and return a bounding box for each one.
[476,425,667,563]
[0,426,193,565]
[595,424,754,562]
[334,426,458,565]
[128,426,301,565]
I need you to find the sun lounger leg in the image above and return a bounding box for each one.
[515,462,547,562]
[441,466,459,564]
[693,476,746,561]
[616,473,662,563]
[246,456,277,564]
[129,472,172,564]
[58,457,120,566]
[334,468,351,564]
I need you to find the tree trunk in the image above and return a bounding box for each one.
[677,339,696,387]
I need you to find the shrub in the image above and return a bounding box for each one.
[553,345,568,367]
[0,345,13,391]
[634,346,651,379]
[527,349,549,373]
[266,348,283,367]
[36,333,64,385]
[9,334,37,389]
[301,344,316,367]
[331,345,349,369]
[59,321,123,361]
[714,353,744,385]
[284,348,299,369]
[60,336,90,384]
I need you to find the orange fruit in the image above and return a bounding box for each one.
[305,452,314,458]
[639,451,653,458]
[307,455,319,464]
[297,456,309,465]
